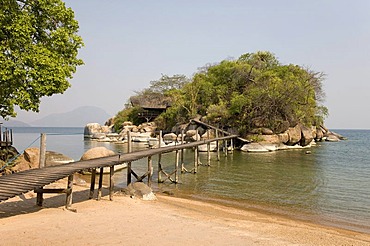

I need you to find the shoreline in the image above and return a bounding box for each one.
[0,180,369,245]
[172,191,370,235]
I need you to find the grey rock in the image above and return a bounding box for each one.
[127,182,157,201]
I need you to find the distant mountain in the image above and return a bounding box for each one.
[1,120,31,127]
[30,106,112,127]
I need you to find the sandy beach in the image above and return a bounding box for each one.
[0,179,369,246]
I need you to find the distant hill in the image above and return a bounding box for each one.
[1,120,31,127]
[30,106,112,127]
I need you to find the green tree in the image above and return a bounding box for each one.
[0,0,84,118]
[113,51,328,135]
[187,52,327,134]
[147,74,189,93]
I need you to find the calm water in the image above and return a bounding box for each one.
[9,127,370,233]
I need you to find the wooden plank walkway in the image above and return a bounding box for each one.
[0,135,237,203]
[191,119,250,143]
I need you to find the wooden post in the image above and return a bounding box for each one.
[109,166,114,201]
[230,138,234,152]
[39,133,46,168]
[196,129,201,166]
[158,130,162,183]
[10,129,13,145]
[175,150,179,183]
[97,167,103,200]
[89,168,96,199]
[181,130,185,172]
[193,130,199,173]
[194,147,198,173]
[65,174,74,209]
[36,191,43,207]
[127,131,132,186]
[225,139,228,157]
[147,156,153,187]
[36,133,47,206]
[207,130,211,166]
[216,129,220,161]
[223,130,228,157]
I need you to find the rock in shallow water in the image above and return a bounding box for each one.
[240,143,279,152]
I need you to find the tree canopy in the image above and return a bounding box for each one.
[0,0,84,118]
[115,51,328,136]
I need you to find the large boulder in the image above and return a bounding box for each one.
[23,147,73,166]
[46,151,75,165]
[126,182,157,201]
[315,127,325,141]
[311,126,317,139]
[11,147,74,173]
[286,124,302,146]
[23,147,38,162]
[278,132,289,143]
[100,125,111,133]
[300,124,314,146]
[325,133,341,142]
[84,123,101,138]
[258,134,281,144]
[163,133,177,142]
[186,130,200,142]
[326,131,347,140]
[138,122,157,133]
[80,147,115,161]
[241,143,279,152]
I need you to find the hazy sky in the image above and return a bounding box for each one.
[15,0,370,129]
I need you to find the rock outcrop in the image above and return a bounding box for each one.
[84,123,113,139]
[84,121,158,143]
[286,124,302,145]
[6,147,74,173]
[241,123,340,152]
[80,147,115,161]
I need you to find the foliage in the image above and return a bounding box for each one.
[113,106,144,132]
[0,0,84,118]
[147,74,189,94]
[115,51,328,135]
[114,74,190,132]
[185,51,328,133]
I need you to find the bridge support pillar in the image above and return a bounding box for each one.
[65,174,74,209]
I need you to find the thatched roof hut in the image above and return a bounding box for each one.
[130,94,171,110]
[130,93,172,121]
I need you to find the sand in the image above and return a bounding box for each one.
[0,179,369,246]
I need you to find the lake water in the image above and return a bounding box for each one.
[8,127,370,233]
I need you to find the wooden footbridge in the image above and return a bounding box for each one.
[0,132,237,209]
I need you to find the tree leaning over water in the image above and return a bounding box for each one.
[0,0,84,119]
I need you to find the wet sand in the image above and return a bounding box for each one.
[0,179,369,246]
